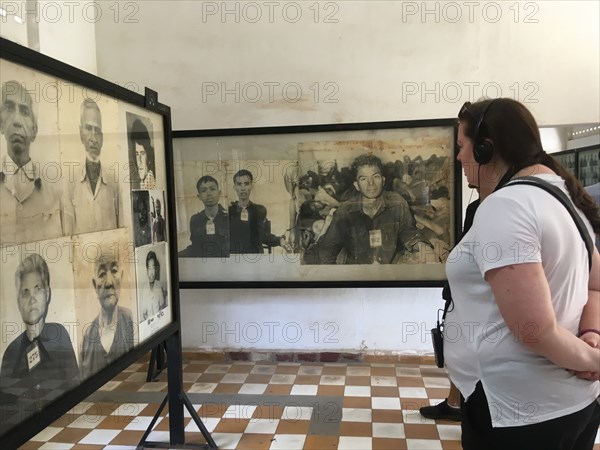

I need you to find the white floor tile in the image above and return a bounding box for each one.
[270,374,296,384]
[205,364,231,373]
[342,408,372,423]
[245,418,280,434]
[298,366,323,375]
[30,426,62,442]
[371,376,397,386]
[185,416,220,433]
[188,382,217,393]
[406,438,443,449]
[399,387,429,398]
[79,429,121,445]
[338,436,372,449]
[372,422,405,439]
[396,367,421,377]
[403,410,436,424]
[372,397,401,410]
[111,403,149,417]
[320,375,346,385]
[423,376,450,388]
[211,432,243,449]
[221,373,249,383]
[124,415,155,431]
[238,383,267,394]
[138,382,168,392]
[436,424,461,441]
[291,384,318,395]
[282,406,314,421]
[347,366,371,376]
[344,385,371,397]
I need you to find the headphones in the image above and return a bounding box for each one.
[472,99,498,165]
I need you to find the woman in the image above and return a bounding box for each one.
[445,98,600,449]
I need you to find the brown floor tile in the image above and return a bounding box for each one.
[214,418,250,433]
[322,366,346,376]
[275,365,300,374]
[265,384,293,395]
[86,402,120,415]
[295,375,322,385]
[317,385,345,396]
[303,435,339,449]
[276,419,311,435]
[229,364,254,373]
[346,375,371,386]
[186,432,209,445]
[403,423,439,439]
[139,403,168,417]
[371,386,399,397]
[96,415,137,429]
[109,430,145,445]
[343,397,372,409]
[70,445,105,450]
[245,374,273,384]
[151,416,176,431]
[372,437,408,449]
[372,409,404,423]
[213,383,242,394]
[49,428,92,443]
[51,413,81,427]
[196,373,225,383]
[17,443,44,450]
[235,433,273,450]
[442,441,463,449]
[114,382,145,392]
[339,421,372,436]
[371,367,396,377]
[252,404,285,421]
[397,377,425,387]
[426,387,450,398]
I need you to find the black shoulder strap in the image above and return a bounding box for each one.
[505,176,594,272]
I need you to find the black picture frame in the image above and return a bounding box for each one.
[575,144,600,188]
[0,37,182,448]
[551,149,577,178]
[173,120,462,289]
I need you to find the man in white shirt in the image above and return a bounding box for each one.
[63,99,121,235]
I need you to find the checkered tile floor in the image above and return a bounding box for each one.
[19,357,600,450]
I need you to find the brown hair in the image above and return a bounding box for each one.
[458,98,600,233]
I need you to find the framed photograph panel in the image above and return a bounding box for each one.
[576,145,600,188]
[551,149,577,178]
[0,38,180,446]
[174,120,461,288]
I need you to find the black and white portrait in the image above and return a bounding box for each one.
[132,190,152,248]
[0,63,64,246]
[126,112,156,190]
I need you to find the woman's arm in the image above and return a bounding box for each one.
[486,262,600,374]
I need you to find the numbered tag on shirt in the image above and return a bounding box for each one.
[369,229,383,248]
[206,220,215,235]
[240,208,249,222]
[26,340,41,371]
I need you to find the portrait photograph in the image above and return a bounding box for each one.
[0,236,79,433]
[175,160,230,258]
[57,85,126,237]
[149,190,167,244]
[131,190,152,248]
[0,60,64,246]
[71,229,138,381]
[135,242,172,343]
[578,146,600,187]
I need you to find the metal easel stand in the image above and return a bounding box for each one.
[146,340,168,382]
[137,333,217,449]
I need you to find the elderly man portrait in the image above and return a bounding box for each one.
[0,80,64,245]
[0,253,79,396]
[80,249,134,379]
[64,99,121,236]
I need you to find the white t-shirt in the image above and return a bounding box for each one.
[445,174,599,427]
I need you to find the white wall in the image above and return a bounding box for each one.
[90,1,597,355]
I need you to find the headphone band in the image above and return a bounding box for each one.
[473,99,498,146]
